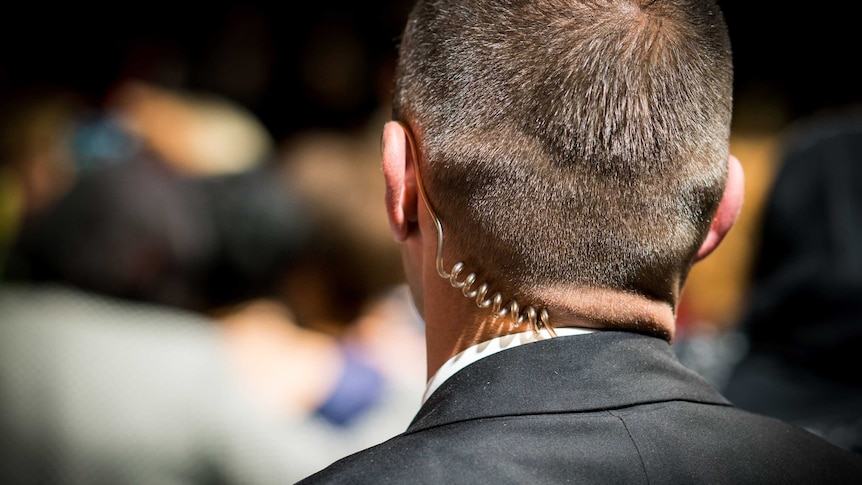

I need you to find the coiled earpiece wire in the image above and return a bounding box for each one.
[397,121,557,337]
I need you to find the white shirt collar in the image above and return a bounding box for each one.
[421,327,595,404]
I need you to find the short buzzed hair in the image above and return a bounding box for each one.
[393,0,733,306]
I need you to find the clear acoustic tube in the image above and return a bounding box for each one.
[400,122,555,337]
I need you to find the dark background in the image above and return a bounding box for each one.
[1,1,859,142]
[0,1,412,141]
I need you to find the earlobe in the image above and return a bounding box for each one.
[694,154,745,262]
[381,121,418,242]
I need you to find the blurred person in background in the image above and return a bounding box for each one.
[0,77,424,483]
[720,106,862,454]
[273,103,427,445]
[0,88,87,275]
[0,148,339,484]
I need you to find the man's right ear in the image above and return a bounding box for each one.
[694,154,745,262]
[381,121,419,242]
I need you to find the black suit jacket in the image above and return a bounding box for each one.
[298,331,862,484]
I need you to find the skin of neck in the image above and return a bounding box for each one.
[409,199,679,381]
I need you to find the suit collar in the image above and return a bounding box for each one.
[408,331,730,433]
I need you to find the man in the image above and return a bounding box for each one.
[299,0,862,483]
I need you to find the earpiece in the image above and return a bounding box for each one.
[398,121,556,337]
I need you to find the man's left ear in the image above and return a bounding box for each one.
[694,154,745,262]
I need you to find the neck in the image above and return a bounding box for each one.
[421,281,676,380]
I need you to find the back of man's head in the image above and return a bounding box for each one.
[393,0,733,308]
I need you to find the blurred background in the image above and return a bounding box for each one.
[0,1,859,481]
[2,0,860,329]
